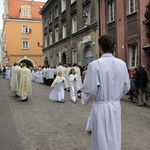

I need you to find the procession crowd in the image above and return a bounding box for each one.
[0,34,149,150]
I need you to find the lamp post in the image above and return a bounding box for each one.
[37,41,43,48]
[83,11,88,27]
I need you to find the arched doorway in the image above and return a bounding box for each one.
[19,59,34,68]
[61,52,67,64]
[83,44,94,65]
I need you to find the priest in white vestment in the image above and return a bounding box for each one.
[73,64,82,91]
[81,34,130,150]
[10,63,21,96]
[17,63,32,101]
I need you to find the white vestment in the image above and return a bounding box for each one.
[17,67,32,97]
[73,66,82,91]
[69,74,78,102]
[56,65,65,77]
[10,65,21,92]
[81,54,130,150]
[65,67,71,88]
[49,76,67,102]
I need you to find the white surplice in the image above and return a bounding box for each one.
[73,66,82,91]
[81,54,130,150]
[69,74,78,102]
[49,76,67,102]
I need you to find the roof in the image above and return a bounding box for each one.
[8,0,46,20]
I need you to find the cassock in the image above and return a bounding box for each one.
[73,66,82,91]
[49,76,67,102]
[81,54,130,150]
[17,67,32,100]
[69,74,78,102]
[10,65,21,93]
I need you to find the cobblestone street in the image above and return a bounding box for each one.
[0,78,150,150]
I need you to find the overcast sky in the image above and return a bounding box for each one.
[0,0,47,30]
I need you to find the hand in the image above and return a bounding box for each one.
[74,78,76,81]
[62,80,64,83]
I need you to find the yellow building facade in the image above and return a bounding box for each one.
[3,0,45,68]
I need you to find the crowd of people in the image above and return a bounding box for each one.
[128,64,149,106]
[0,34,149,150]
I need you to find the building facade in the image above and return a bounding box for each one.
[2,0,45,68]
[39,0,99,67]
[100,0,150,78]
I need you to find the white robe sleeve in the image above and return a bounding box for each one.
[81,63,100,105]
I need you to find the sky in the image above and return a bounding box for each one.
[0,0,48,30]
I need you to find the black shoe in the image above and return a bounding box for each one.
[15,94,19,98]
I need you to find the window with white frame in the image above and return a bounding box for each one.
[62,22,66,39]
[61,0,66,12]
[71,0,76,4]
[55,27,59,42]
[22,25,29,34]
[23,10,28,16]
[49,12,52,23]
[44,36,48,48]
[129,44,138,68]
[55,5,58,18]
[129,0,137,14]
[22,40,29,49]
[72,15,77,33]
[108,1,115,22]
[72,49,77,64]
[49,32,52,45]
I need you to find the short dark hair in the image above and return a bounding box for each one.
[98,34,115,53]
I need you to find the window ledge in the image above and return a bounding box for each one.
[107,20,115,25]
[127,11,138,17]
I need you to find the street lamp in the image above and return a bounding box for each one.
[83,11,88,27]
[37,41,43,48]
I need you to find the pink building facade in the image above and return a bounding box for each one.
[99,0,150,79]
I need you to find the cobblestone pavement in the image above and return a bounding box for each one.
[0,78,150,150]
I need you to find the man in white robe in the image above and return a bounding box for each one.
[10,62,21,97]
[46,65,55,86]
[56,63,65,77]
[73,63,82,92]
[81,34,130,150]
[17,63,32,101]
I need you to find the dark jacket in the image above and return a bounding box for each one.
[135,68,147,88]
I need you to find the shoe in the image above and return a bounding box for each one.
[22,97,28,102]
[61,99,65,103]
[15,94,19,98]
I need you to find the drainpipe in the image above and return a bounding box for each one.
[32,0,34,6]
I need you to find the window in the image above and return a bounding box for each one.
[61,0,66,12]
[72,16,77,33]
[55,5,58,18]
[62,22,66,38]
[83,9,90,27]
[72,49,77,64]
[23,10,28,16]
[71,0,76,4]
[44,36,47,48]
[22,25,29,34]
[129,0,137,14]
[22,40,29,49]
[55,27,59,42]
[49,32,52,45]
[108,1,115,22]
[49,12,52,23]
[56,54,59,64]
[44,17,47,27]
[129,44,138,68]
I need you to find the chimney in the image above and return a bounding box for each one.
[32,0,34,6]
